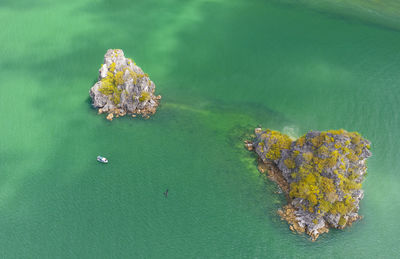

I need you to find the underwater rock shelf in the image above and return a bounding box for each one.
[245,128,372,241]
[89,49,161,121]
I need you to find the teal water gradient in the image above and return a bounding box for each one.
[0,0,400,258]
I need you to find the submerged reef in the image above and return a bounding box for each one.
[246,128,372,241]
[89,49,161,120]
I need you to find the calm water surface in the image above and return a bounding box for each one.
[0,0,399,258]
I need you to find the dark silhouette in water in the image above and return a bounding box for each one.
[164,189,168,198]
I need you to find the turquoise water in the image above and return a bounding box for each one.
[1,0,400,257]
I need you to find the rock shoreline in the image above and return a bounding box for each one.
[89,49,161,121]
[246,127,371,241]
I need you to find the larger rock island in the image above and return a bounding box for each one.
[89,49,161,120]
[246,128,372,240]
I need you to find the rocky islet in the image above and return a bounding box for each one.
[247,128,372,240]
[89,49,161,120]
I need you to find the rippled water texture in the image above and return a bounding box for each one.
[0,0,399,257]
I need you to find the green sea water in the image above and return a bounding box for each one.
[1,0,400,258]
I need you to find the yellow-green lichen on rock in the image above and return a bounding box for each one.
[139,91,150,102]
[255,129,292,163]
[252,128,372,240]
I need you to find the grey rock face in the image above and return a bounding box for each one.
[89,49,161,119]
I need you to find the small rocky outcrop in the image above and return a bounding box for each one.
[89,49,161,120]
[247,128,372,241]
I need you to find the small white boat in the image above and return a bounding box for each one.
[97,156,108,164]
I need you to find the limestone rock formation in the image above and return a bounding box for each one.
[249,128,372,240]
[89,49,161,120]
